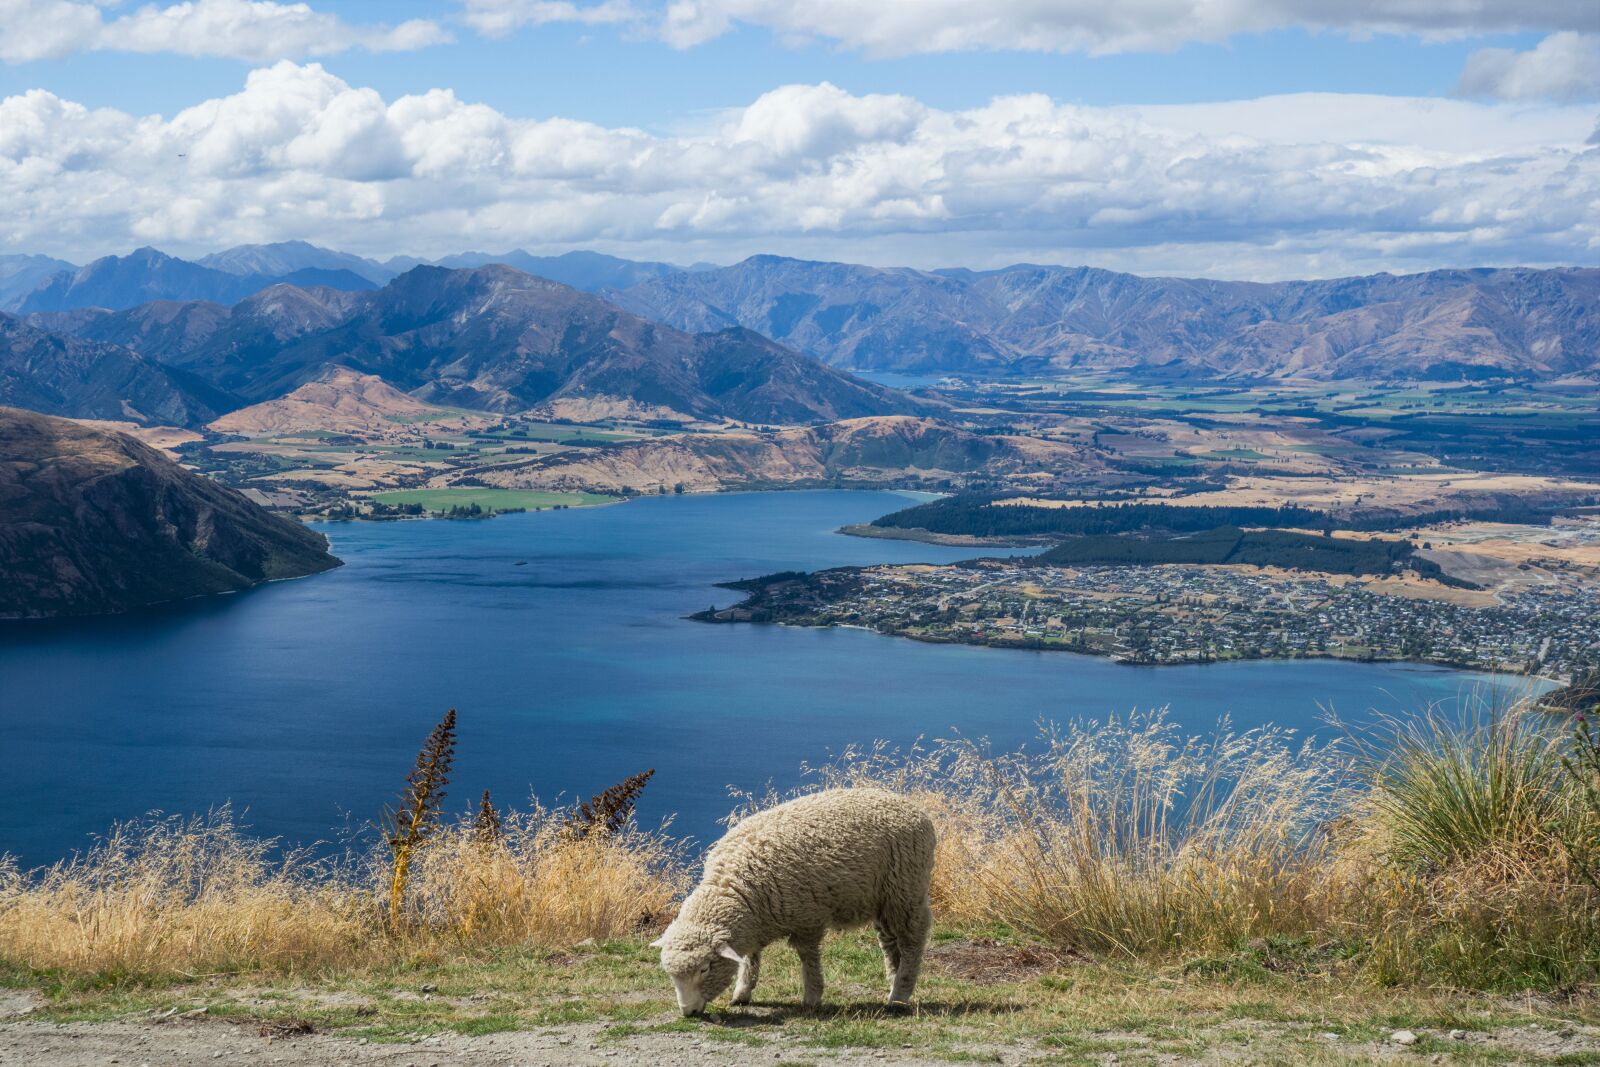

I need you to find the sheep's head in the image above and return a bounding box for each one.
[651,927,741,1016]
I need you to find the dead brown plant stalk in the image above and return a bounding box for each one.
[567,769,655,839]
[387,709,457,930]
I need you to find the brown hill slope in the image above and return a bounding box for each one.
[0,407,339,619]
[208,367,475,436]
[475,415,1094,493]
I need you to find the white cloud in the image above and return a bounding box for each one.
[1457,32,1600,101]
[2,63,1597,278]
[459,0,636,37]
[731,83,925,162]
[659,0,1600,55]
[0,0,449,63]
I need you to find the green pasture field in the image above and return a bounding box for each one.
[367,488,616,512]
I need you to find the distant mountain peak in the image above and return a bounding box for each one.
[13,247,378,315]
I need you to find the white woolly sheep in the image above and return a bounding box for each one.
[652,787,936,1015]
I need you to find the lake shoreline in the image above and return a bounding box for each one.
[689,610,1557,681]
[0,489,1536,868]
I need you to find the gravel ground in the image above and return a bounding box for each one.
[0,1013,994,1067]
[6,984,1600,1065]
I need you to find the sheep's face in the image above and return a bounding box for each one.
[653,938,739,1016]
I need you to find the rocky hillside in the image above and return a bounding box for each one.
[0,407,339,619]
[610,257,1600,380]
[475,415,1094,494]
[26,300,234,358]
[0,313,225,426]
[42,266,919,426]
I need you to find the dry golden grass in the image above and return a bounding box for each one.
[738,704,1600,990]
[786,710,1350,957]
[0,811,368,977]
[0,804,686,980]
[401,804,687,947]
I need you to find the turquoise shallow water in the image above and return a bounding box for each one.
[0,490,1539,865]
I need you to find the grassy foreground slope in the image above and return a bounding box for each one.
[4,706,1600,1063]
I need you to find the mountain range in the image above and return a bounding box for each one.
[4,242,1598,393]
[16,265,917,426]
[0,243,709,314]
[609,257,1600,380]
[0,406,338,618]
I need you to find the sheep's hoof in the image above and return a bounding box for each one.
[885,1000,912,1016]
[731,995,751,1006]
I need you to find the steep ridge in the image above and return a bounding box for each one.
[26,301,233,359]
[432,249,691,291]
[0,407,339,619]
[0,313,226,426]
[0,254,76,311]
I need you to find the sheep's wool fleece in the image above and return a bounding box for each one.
[680,788,935,941]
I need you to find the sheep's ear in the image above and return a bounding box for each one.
[716,944,744,963]
[649,936,666,949]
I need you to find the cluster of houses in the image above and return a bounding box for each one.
[810,563,1599,677]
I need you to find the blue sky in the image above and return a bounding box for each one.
[0,0,1596,277]
[0,19,1556,128]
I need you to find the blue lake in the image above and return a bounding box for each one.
[0,490,1540,866]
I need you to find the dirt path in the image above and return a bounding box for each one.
[6,1001,1600,1066]
[0,1013,994,1067]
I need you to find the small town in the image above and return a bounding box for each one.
[704,561,1600,679]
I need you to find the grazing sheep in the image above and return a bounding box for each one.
[652,787,935,1015]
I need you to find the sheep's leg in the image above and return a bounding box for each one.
[790,932,825,1010]
[874,920,902,986]
[731,950,762,1005]
[888,898,932,1005]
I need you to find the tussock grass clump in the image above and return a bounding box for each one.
[0,804,686,981]
[1361,707,1571,873]
[1340,706,1600,990]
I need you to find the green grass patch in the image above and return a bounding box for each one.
[368,488,616,513]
